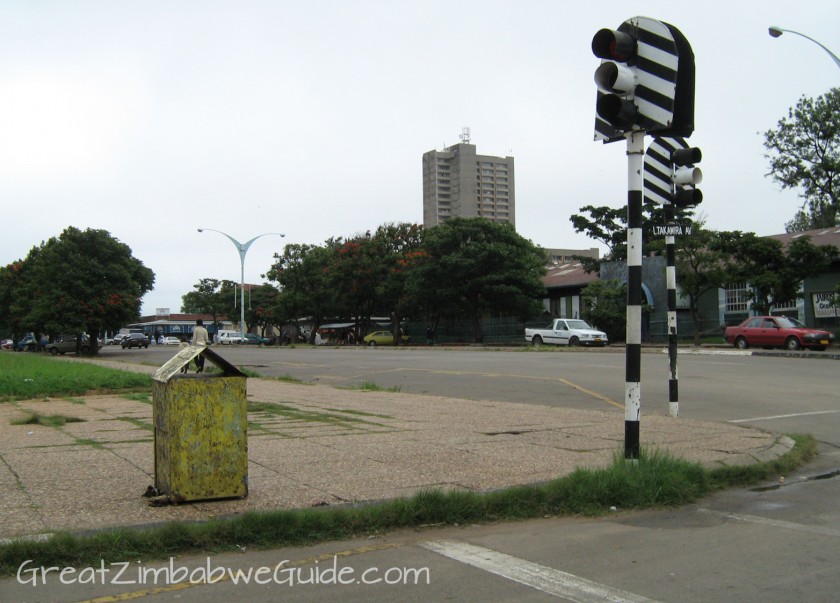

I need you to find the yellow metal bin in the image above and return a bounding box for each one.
[152,345,248,503]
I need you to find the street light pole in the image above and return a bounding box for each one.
[768,26,840,70]
[197,229,285,342]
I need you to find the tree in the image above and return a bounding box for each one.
[711,231,837,314]
[580,279,627,343]
[0,258,34,346]
[408,218,546,342]
[181,278,229,329]
[569,205,626,269]
[674,222,729,345]
[570,202,693,269]
[246,284,281,337]
[365,223,425,344]
[265,243,338,343]
[12,227,154,354]
[764,87,840,231]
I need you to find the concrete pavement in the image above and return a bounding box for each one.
[0,359,792,542]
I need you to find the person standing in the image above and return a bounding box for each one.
[191,319,210,373]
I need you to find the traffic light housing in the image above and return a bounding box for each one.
[671,146,702,208]
[593,17,695,143]
[643,137,702,208]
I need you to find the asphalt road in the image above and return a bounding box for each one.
[12,344,837,602]
[102,343,840,446]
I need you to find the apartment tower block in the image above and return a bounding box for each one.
[422,130,515,228]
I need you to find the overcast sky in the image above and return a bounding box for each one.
[1,0,838,316]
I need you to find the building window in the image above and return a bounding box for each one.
[771,298,797,313]
[725,283,749,313]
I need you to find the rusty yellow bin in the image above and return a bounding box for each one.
[152,345,248,502]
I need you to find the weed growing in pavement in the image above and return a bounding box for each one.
[0,435,815,576]
[11,413,85,427]
[342,381,403,393]
[246,401,389,427]
[0,354,151,402]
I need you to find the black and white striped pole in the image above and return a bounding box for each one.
[644,138,702,418]
[592,17,695,459]
[625,132,645,457]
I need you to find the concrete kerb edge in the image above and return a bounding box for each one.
[707,434,796,469]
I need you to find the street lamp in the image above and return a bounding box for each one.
[768,25,840,70]
[197,229,285,342]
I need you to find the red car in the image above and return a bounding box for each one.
[724,316,835,351]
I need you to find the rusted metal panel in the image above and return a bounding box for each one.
[153,346,248,502]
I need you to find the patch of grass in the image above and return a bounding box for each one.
[247,401,386,427]
[122,393,152,404]
[115,416,153,431]
[0,436,815,575]
[274,374,306,384]
[11,413,86,427]
[0,354,151,402]
[342,381,402,393]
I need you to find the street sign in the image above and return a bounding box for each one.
[652,224,693,236]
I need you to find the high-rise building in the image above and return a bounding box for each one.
[422,130,515,228]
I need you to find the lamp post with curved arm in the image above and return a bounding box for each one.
[768,26,840,70]
[197,229,285,342]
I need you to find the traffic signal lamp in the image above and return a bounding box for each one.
[643,137,702,208]
[592,17,695,143]
[592,29,638,130]
[671,146,702,207]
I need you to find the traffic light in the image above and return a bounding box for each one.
[593,17,695,143]
[643,137,702,208]
[671,146,702,208]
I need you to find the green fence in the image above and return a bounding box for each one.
[405,316,729,346]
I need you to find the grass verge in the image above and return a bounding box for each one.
[0,353,151,402]
[342,380,403,393]
[0,435,815,576]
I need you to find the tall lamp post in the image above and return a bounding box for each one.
[768,26,840,70]
[197,229,285,342]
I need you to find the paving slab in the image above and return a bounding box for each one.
[0,367,790,541]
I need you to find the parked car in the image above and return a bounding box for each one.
[45,334,99,355]
[243,333,271,345]
[15,333,38,352]
[121,333,150,349]
[363,330,410,346]
[217,331,245,345]
[162,336,182,345]
[724,316,835,351]
[1,339,13,350]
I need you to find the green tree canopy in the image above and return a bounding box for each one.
[265,243,338,342]
[711,231,838,314]
[570,201,694,269]
[407,218,546,342]
[580,279,627,343]
[674,221,730,344]
[764,87,840,231]
[7,227,154,353]
[181,278,230,329]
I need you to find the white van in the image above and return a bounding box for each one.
[217,331,244,345]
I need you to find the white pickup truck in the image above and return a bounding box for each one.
[524,318,608,347]
[217,331,245,345]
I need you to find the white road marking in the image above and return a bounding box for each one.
[703,510,840,538]
[421,539,662,603]
[728,410,839,423]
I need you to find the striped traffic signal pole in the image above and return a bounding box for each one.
[593,17,696,459]
[644,137,703,418]
[625,132,645,459]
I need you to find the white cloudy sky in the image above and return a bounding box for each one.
[1,0,838,316]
